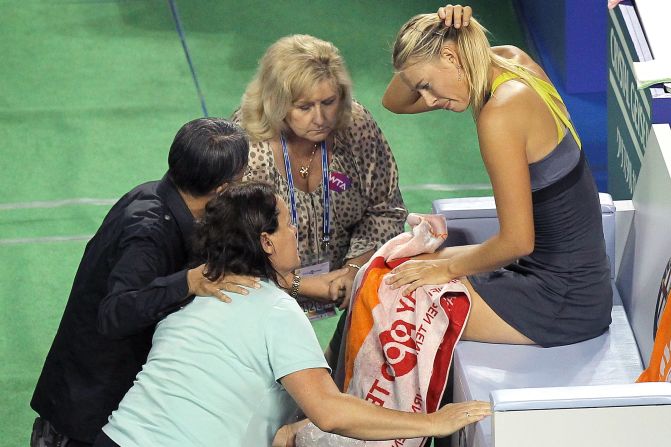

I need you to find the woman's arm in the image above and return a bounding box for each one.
[290,268,350,302]
[348,103,408,237]
[286,251,374,314]
[449,94,535,269]
[382,73,435,114]
[281,368,490,440]
[325,250,374,310]
[413,244,478,261]
[386,89,535,293]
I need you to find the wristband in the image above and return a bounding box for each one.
[290,274,301,298]
[347,263,361,271]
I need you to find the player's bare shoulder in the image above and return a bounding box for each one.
[492,46,529,64]
[492,46,545,77]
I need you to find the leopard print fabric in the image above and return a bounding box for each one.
[237,101,407,269]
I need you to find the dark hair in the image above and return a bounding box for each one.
[192,181,281,284]
[168,118,249,196]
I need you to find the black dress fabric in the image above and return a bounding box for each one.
[469,148,612,347]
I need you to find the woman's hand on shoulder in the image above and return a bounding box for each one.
[187,265,261,303]
[438,4,473,28]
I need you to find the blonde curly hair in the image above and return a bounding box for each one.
[239,34,354,142]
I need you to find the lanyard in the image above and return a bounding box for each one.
[280,134,330,250]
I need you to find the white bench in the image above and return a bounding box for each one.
[433,180,671,446]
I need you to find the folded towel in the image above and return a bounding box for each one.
[633,59,671,89]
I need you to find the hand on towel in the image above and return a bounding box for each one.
[385,258,455,294]
[272,418,310,447]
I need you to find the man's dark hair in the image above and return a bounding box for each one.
[168,118,249,196]
[192,181,281,284]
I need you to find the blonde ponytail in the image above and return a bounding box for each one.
[392,14,537,118]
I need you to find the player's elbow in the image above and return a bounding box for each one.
[381,92,413,114]
[499,231,534,258]
[512,236,534,257]
[381,95,397,113]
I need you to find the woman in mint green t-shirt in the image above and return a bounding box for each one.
[94,181,489,447]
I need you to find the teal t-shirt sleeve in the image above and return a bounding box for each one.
[265,296,331,382]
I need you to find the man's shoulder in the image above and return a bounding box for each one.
[104,181,179,243]
[122,184,169,223]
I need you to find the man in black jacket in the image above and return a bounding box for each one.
[30,118,254,446]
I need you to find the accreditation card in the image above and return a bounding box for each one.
[295,261,337,321]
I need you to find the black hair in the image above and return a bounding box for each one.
[192,181,281,284]
[168,118,249,196]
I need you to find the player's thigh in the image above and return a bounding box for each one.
[460,277,535,345]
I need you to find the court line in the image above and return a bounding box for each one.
[0,198,117,211]
[168,0,209,117]
[0,184,491,244]
[0,235,93,245]
[0,183,491,212]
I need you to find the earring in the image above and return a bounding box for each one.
[456,65,463,82]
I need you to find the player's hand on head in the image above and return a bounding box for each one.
[438,4,473,29]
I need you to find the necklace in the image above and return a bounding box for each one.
[298,143,319,178]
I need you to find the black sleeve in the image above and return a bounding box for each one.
[97,236,191,339]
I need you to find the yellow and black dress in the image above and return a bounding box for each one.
[468,72,612,347]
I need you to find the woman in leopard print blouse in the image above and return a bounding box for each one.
[234,34,407,366]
